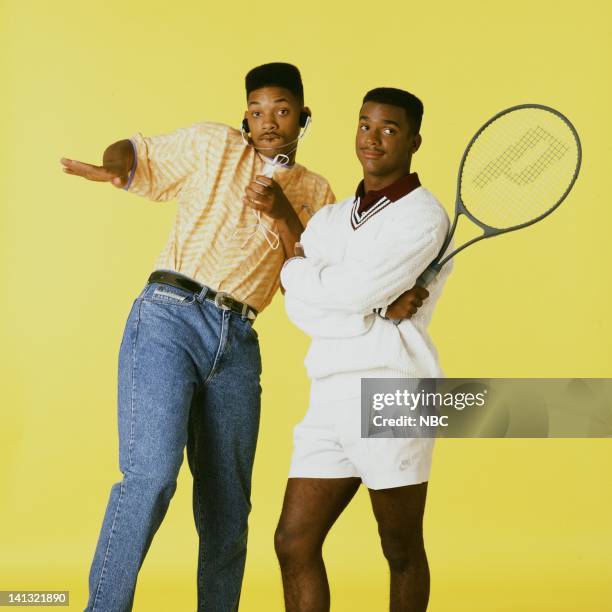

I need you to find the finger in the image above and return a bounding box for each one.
[111,176,128,188]
[414,286,430,299]
[242,197,265,211]
[61,159,116,181]
[248,183,269,197]
[244,187,261,203]
[294,242,305,257]
[246,186,272,203]
[244,192,262,205]
[253,178,272,189]
[254,175,273,187]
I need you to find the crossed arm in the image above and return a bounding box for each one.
[281,207,447,318]
[60,133,428,319]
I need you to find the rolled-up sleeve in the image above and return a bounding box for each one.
[126,123,209,202]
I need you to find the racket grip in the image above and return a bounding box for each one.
[416,266,439,288]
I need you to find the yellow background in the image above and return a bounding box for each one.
[2,0,611,610]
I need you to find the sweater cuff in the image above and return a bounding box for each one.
[280,255,305,291]
[373,305,389,319]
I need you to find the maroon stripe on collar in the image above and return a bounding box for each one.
[354,172,421,215]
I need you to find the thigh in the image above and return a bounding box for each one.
[368,482,429,537]
[117,293,203,479]
[193,315,262,472]
[187,313,262,521]
[277,477,361,543]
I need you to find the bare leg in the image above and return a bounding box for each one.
[275,477,361,612]
[368,482,430,612]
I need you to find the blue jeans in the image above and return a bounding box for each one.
[85,278,262,612]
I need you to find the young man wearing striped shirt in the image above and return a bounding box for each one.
[61,63,337,612]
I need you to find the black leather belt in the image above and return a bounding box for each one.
[147,270,258,320]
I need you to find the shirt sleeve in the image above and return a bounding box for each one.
[321,182,336,207]
[126,123,210,202]
[296,177,336,222]
[280,205,449,315]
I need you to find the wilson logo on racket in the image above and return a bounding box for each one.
[473,126,569,188]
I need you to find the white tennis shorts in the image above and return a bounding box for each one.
[289,370,435,490]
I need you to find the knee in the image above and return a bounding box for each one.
[379,529,425,572]
[274,525,321,569]
[123,469,178,504]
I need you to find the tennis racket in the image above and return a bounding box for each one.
[417,104,582,287]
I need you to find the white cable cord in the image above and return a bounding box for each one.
[233,153,291,250]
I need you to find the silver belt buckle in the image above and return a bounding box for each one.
[214,291,232,310]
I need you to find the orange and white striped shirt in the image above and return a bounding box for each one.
[127,122,335,313]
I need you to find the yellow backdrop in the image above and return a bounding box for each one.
[2,0,611,610]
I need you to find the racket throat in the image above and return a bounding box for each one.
[417,266,441,288]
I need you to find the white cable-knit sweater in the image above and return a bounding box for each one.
[280,186,453,380]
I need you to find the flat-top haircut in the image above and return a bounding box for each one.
[245,63,304,103]
[363,87,424,134]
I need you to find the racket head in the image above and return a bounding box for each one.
[457,104,582,233]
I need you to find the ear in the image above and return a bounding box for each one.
[302,106,312,119]
[412,133,422,154]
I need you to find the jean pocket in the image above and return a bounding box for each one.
[146,285,196,305]
[240,317,259,339]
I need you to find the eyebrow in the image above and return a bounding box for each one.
[359,114,401,128]
[248,97,290,107]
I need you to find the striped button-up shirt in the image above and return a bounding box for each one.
[127,122,336,312]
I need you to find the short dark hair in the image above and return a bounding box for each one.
[245,63,304,103]
[362,87,424,133]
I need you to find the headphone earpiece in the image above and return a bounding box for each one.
[242,118,250,133]
[299,111,310,128]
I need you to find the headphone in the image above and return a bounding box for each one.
[242,110,310,134]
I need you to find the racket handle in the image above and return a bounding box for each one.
[389,266,441,326]
[416,266,439,288]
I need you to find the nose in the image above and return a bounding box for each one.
[364,128,381,147]
[262,112,278,130]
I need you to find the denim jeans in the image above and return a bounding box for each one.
[85,277,262,612]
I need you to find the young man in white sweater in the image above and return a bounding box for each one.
[275,88,452,611]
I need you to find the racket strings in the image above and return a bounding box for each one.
[460,108,580,229]
[473,126,569,188]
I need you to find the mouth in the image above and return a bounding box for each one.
[361,148,385,159]
[260,133,282,141]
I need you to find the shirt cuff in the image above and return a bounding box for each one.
[123,139,138,191]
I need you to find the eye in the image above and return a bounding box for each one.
[383,128,396,135]
[251,111,262,118]
[359,124,369,131]
[278,108,290,116]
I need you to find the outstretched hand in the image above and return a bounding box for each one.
[61,139,134,189]
[60,158,129,188]
[386,285,429,320]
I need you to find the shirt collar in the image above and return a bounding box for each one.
[354,172,421,214]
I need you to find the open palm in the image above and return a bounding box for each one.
[61,157,128,188]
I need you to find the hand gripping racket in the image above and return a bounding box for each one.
[417,104,582,287]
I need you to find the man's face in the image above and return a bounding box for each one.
[245,86,306,158]
[355,101,421,178]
